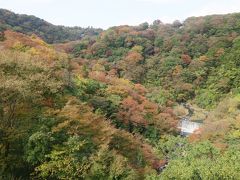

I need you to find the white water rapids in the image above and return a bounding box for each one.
[178,104,202,136]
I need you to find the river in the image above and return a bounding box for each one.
[179,103,203,136]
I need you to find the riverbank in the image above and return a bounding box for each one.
[174,103,208,122]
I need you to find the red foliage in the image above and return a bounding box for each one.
[42,97,54,107]
[152,159,168,170]
[134,84,147,95]
[181,54,192,65]
[118,96,147,126]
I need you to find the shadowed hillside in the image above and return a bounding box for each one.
[0,9,102,43]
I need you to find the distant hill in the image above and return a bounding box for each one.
[71,12,240,109]
[0,9,102,43]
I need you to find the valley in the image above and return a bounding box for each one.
[0,8,240,179]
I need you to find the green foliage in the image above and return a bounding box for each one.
[195,89,220,108]
[156,135,189,159]
[25,131,54,165]
[88,145,137,180]
[151,136,240,179]
[72,41,89,57]
[147,89,173,106]
[89,96,118,118]
[0,9,102,43]
[2,9,240,179]
[36,135,137,180]
[154,36,164,48]
[160,145,240,179]
[0,50,64,178]
[74,77,104,101]
[35,135,95,179]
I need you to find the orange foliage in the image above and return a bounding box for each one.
[172,65,183,76]
[188,127,203,142]
[199,55,209,62]
[215,48,225,57]
[107,68,118,77]
[1,30,66,60]
[54,97,114,144]
[54,40,81,53]
[125,51,143,64]
[115,26,132,34]
[89,71,107,83]
[176,83,193,91]
[134,84,147,95]
[57,97,160,172]
[118,96,147,126]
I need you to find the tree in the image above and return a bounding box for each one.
[172,20,182,28]
[0,51,63,176]
[137,22,149,31]
[119,51,145,82]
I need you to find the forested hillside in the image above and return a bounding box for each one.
[0,9,102,43]
[0,10,240,179]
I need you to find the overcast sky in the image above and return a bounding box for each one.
[1,0,240,29]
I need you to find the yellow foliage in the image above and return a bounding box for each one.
[199,55,209,62]
[12,41,30,52]
[131,45,143,53]
[28,47,40,56]
[92,63,105,71]
[30,34,48,46]
[106,85,129,97]
[2,30,67,61]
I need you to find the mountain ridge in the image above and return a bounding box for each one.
[0,8,102,43]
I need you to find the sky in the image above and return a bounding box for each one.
[1,0,240,29]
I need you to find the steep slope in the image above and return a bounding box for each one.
[0,30,173,179]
